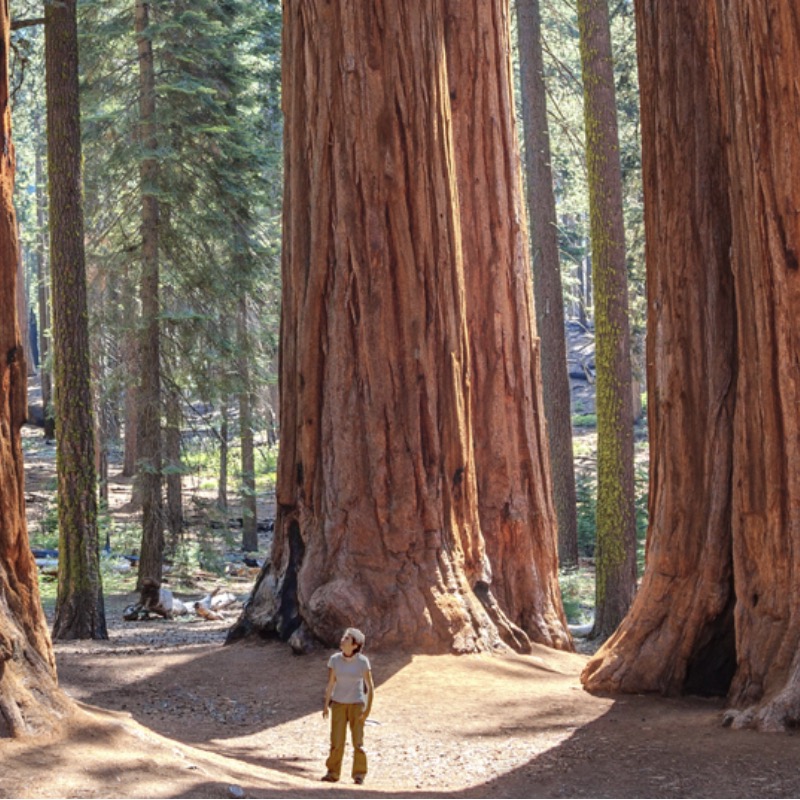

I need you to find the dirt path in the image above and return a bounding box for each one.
[3,608,800,799]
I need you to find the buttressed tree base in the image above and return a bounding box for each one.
[230,1,571,654]
[582,0,800,732]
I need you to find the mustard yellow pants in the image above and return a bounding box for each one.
[325,702,367,780]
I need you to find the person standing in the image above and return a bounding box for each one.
[322,628,375,784]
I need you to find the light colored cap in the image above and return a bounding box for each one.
[344,627,365,645]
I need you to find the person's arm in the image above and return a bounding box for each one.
[323,667,336,718]
[360,669,375,721]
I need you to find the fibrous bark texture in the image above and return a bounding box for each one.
[45,0,108,641]
[583,0,800,732]
[577,0,637,638]
[0,3,72,735]
[516,0,579,568]
[134,0,164,589]
[230,0,568,653]
[444,0,571,650]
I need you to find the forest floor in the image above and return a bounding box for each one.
[5,419,800,798]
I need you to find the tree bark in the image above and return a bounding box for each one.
[134,0,164,589]
[576,0,637,638]
[34,118,54,441]
[231,0,527,653]
[0,1,72,734]
[217,401,229,511]
[164,387,183,547]
[45,0,108,641]
[582,0,736,696]
[583,0,800,732]
[516,0,580,568]
[237,296,258,553]
[121,266,138,479]
[714,0,800,730]
[444,0,571,650]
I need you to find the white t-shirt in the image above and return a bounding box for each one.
[328,652,371,704]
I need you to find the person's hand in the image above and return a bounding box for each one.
[323,706,329,719]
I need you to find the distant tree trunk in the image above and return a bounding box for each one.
[15,225,29,376]
[217,402,229,511]
[121,266,138,479]
[134,0,164,589]
[516,0,580,568]
[583,0,800,733]
[444,0,571,649]
[231,1,529,652]
[577,0,636,638]
[34,118,55,441]
[0,2,72,735]
[237,297,258,552]
[164,388,183,548]
[45,0,108,641]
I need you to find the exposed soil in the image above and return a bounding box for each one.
[4,619,800,799]
[4,419,800,799]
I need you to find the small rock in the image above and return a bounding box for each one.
[227,785,246,799]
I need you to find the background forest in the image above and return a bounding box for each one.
[10,0,643,632]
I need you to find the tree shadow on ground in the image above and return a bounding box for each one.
[56,634,411,745]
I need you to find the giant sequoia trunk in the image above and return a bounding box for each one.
[46,0,108,641]
[516,0,579,568]
[230,0,565,653]
[0,4,71,735]
[444,0,571,650]
[583,0,800,732]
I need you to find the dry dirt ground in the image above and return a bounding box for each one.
[4,429,800,799]
[4,623,800,800]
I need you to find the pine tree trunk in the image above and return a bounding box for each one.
[34,120,55,441]
[0,2,72,734]
[121,266,138,479]
[165,388,183,547]
[231,0,522,652]
[577,0,637,638]
[134,0,164,588]
[516,0,580,568]
[237,297,258,553]
[217,402,229,511]
[583,0,800,732]
[46,0,108,641]
[444,0,571,649]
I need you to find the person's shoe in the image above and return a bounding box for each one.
[321,773,339,782]
[354,775,365,785]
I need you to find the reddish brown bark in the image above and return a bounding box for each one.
[583,0,800,731]
[231,0,540,653]
[0,3,71,735]
[581,0,736,695]
[444,0,571,650]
